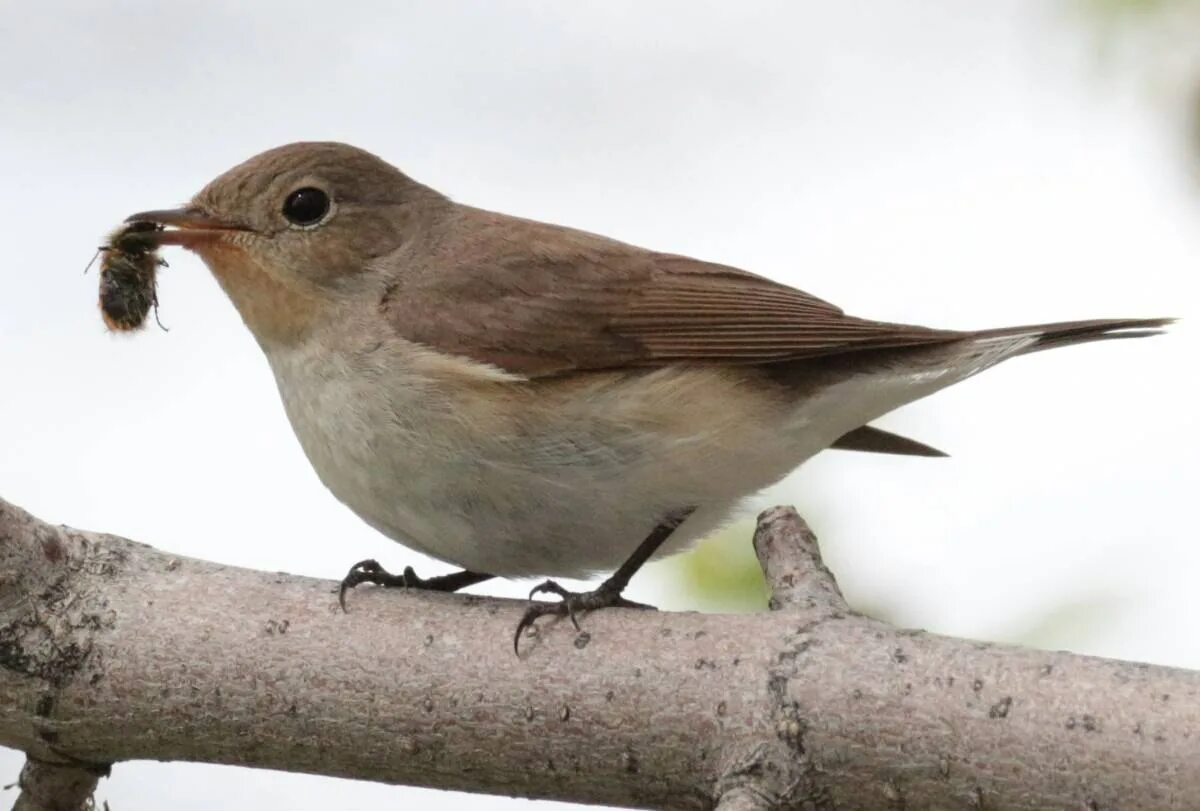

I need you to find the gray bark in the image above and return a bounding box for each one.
[10,759,103,811]
[0,496,1196,809]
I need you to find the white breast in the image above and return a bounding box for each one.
[266,333,475,564]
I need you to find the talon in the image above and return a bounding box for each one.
[512,581,657,655]
[528,579,569,600]
[513,607,540,655]
[513,600,574,656]
[337,558,383,611]
[337,561,495,610]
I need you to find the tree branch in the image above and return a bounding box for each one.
[1,496,1197,809]
[10,758,103,811]
[752,506,847,614]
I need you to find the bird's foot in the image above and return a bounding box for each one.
[338,559,491,610]
[513,580,655,654]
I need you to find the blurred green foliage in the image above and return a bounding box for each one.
[1079,0,1180,15]
[651,519,770,614]
[654,515,1123,655]
[987,594,1127,651]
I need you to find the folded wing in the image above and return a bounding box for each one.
[382,212,964,378]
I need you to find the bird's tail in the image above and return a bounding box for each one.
[973,317,1175,356]
[776,316,1171,464]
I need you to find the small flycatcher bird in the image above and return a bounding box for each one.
[126,142,1169,649]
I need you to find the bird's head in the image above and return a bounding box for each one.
[126,142,443,346]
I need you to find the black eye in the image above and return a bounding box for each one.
[282,187,330,226]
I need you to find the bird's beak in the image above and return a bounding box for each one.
[122,206,250,248]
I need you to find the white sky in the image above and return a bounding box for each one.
[1,2,1196,809]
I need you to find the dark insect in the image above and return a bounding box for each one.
[90,221,168,332]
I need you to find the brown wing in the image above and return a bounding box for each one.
[382,209,966,378]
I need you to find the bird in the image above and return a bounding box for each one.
[125,141,1170,651]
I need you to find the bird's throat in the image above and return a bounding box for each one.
[198,243,327,348]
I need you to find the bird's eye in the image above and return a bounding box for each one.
[282,187,331,227]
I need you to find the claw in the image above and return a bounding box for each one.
[338,559,385,611]
[512,509,692,655]
[513,605,544,655]
[513,580,656,655]
[337,561,495,610]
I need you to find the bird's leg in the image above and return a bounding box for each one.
[514,506,696,654]
[338,560,494,610]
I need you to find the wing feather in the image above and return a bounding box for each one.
[381,208,966,377]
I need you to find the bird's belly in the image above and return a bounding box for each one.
[266,344,493,568]
[271,386,750,578]
[264,343,821,578]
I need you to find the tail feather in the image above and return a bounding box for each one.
[972,317,1175,356]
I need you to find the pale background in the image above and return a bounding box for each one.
[1,2,1197,809]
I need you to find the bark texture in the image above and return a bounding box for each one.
[10,759,103,811]
[0,496,1197,809]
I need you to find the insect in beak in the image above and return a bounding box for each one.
[95,221,169,332]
